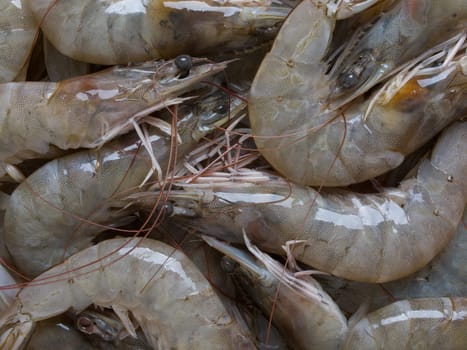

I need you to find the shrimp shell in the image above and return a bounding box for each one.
[0,0,36,82]
[0,238,255,349]
[26,0,290,65]
[343,297,467,349]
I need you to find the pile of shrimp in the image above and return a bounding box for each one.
[0,0,466,349]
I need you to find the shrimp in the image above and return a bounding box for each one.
[343,297,467,349]
[249,0,467,186]
[0,0,36,82]
[153,121,466,283]
[25,0,291,65]
[3,89,247,277]
[0,238,255,349]
[328,0,467,103]
[318,208,467,315]
[150,223,288,349]
[0,57,227,180]
[203,234,348,350]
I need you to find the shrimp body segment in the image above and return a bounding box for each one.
[26,0,290,65]
[249,0,467,186]
[165,122,466,283]
[343,297,467,349]
[0,238,253,350]
[0,0,36,82]
[0,58,227,175]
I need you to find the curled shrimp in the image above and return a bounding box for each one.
[249,0,467,186]
[318,208,467,315]
[0,57,227,180]
[343,297,467,349]
[3,89,247,277]
[0,0,36,82]
[150,121,466,283]
[328,0,467,103]
[203,234,348,350]
[26,0,291,65]
[0,238,255,349]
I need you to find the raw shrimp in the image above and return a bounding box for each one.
[249,0,467,186]
[318,208,467,315]
[3,89,247,277]
[149,223,288,349]
[0,238,255,349]
[343,297,467,349]
[203,234,348,350]
[25,0,291,65]
[0,57,227,180]
[329,0,467,103]
[0,0,36,82]
[156,121,466,283]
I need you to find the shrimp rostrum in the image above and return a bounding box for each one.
[249,0,467,186]
[153,121,467,283]
[26,0,291,65]
[0,238,255,349]
[0,57,227,180]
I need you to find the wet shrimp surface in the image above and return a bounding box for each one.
[0,0,466,349]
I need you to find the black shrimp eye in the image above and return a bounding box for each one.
[175,54,193,78]
[221,256,236,273]
[214,102,228,114]
[338,71,360,89]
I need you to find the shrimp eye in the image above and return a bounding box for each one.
[76,317,94,334]
[221,256,237,273]
[339,71,360,89]
[175,54,193,78]
[214,102,228,115]
[337,50,375,90]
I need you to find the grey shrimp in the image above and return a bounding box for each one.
[203,234,348,350]
[0,0,36,82]
[152,121,466,283]
[317,208,467,315]
[26,0,291,65]
[343,297,467,349]
[249,0,467,186]
[0,238,255,349]
[3,88,247,277]
[0,57,227,180]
